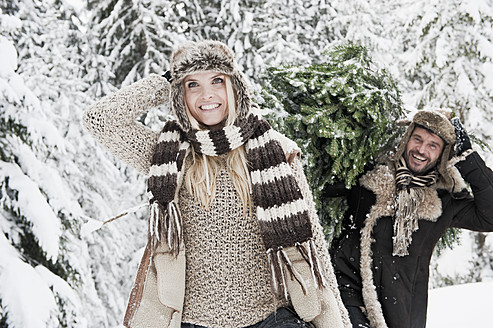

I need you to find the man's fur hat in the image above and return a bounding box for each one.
[394,110,457,189]
[167,40,251,132]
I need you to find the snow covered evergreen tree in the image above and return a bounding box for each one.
[248,0,330,74]
[393,0,493,148]
[86,0,186,88]
[314,0,397,72]
[264,44,404,238]
[1,1,147,327]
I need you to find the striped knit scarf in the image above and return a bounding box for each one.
[147,113,326,294]
[393,157,439,256]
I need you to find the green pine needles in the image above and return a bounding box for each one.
[264,43,405,239]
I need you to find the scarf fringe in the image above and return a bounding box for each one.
[393,188,423,256]
[308,239,328,288]
[149,201,182,256]
[277,250,290,300]
[267,240,327,300]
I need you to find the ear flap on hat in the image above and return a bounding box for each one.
[230,73,251,123]
[437,143,454,190]
[170,80,191,132]
[393,122,415,162]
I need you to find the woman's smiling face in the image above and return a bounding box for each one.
[184,71,229,128]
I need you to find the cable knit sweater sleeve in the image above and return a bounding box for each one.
[82,74,170,175]
[291,157,351,328]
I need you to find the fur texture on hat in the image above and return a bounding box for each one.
[393,110,457,190]
[168,40,251,132]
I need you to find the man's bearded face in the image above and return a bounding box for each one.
[404,126,445,174]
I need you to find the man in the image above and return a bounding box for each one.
[327,110,493,328]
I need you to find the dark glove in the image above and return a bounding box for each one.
[451,117,472,155]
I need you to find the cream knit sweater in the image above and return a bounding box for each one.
[178,157,287,327]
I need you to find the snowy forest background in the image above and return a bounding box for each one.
[1,0,493,327]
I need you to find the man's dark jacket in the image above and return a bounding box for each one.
[329,152,493,328]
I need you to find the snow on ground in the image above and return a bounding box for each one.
[427,281,493,327]
[426,230,493,326]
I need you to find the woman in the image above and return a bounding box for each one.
[83,40,350,328]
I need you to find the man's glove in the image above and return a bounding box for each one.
[451,117,472,156]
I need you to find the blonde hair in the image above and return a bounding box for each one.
[183,75,252,213]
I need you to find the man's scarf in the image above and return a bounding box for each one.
[147,113,326,294]
[393,157,439,256]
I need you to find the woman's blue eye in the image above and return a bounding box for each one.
[212,77,224,84]
[187,81,198,88]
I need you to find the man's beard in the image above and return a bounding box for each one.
[404,151,439,175]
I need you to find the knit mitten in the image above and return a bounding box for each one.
[284,246,321,322]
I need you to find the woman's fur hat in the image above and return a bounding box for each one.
[167,40,251,131]
[394,110,457,189]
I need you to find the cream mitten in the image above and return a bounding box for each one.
[310,287,346,328]
[153,249,186,311]
[284,246,321,322]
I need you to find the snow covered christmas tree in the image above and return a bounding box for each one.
[264,43,404,237]
[1,2,147,327]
